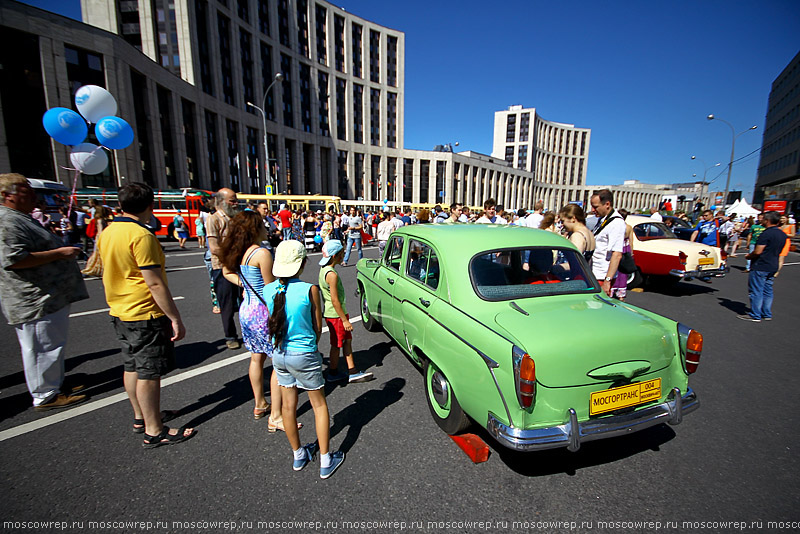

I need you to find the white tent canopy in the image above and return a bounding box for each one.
[726,198,760,217]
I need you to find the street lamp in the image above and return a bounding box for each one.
[706,114,757,208]
[247,72,284,193]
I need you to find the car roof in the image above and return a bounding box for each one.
[394,223,574,254]
[626,215,666,225]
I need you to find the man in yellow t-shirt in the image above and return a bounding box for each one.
[98,182,195,448]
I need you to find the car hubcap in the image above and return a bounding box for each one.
[430,369,449,409]
[361,293,369,319]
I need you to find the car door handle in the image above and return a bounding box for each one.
[387,277,395,284]
[419,297,430,307]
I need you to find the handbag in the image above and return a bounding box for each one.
[81,248,103,277]
[617,250,637,274]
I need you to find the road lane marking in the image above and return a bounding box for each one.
[164,251,207,257]
[69,297,185,318]
[0,316,362,442]
[166,265,207,272]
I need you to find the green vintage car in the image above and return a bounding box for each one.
[356,224,701,452]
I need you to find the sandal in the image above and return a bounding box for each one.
[142,426,197,449]
[212,306,221,314]
[268,418,303,433]
[132,410,179,434]
[254,404,271,420]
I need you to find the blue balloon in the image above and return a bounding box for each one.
[42,108,87,146]
[314,235,323,244]
[95,116,134,150]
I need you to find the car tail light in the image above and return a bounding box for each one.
[720,250,728,261]
[677,324,703,374]
[678,251,688,265]
[513,346,536,409]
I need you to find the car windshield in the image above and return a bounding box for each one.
[634,222,677,240]
[470,247,599,300]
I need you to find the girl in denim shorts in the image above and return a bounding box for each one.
[264,240,345,479]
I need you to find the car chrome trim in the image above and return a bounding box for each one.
[668,265,729,278]
[430,369,449,408]
[510,302,529,316]
[593,294,617,307]
[486,387,698,452]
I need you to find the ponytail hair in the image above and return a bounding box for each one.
[268,278,289,350]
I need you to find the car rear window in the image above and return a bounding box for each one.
[634,222,677,240]
[470,247,598,300]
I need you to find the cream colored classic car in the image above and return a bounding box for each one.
[626,215,728,282]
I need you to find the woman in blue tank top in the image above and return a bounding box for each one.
[265,240,345,479]
[220,211,295,429]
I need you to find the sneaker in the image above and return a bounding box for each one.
[736,314,761,323]
[348,371,375,383]
[320,450,345,479]
[325,369,349,383]
[34,393,88,412]
[226,339,241,350]
[763,317,773,321]
[293,442,318,471]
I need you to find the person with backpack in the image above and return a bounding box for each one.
[173,210,189,249]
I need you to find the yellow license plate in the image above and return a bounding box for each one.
[590,378,661,415]
[698,257,714,265]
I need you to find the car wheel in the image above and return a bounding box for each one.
[359,285,380,332]
[424,360,470,435]
[626,268,643,289]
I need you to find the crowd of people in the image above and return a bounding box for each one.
[0,172,795,479]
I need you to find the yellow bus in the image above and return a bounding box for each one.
[238,194,341,214]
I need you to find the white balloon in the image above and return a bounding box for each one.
[70,143,109,175]
[75,85,117,124]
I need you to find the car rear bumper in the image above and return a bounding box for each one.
[486,387,698,452]
[670,265,728,278]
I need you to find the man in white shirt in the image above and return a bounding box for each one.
[376,212,395,255]
[526,201,545,229]
[475,198,508,224]
[649,207,663,222]
[590,189,626,297]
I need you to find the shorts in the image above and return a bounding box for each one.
[113,315,175,380]
[272,350,324,390]
[326,315,353,348]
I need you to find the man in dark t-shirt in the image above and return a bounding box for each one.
[738,211,788,322]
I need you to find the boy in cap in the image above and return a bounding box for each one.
[318,240,374,384]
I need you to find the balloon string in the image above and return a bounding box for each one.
[67,168,80,217]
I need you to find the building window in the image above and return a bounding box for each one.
[420,160,430,203]
[505,146,514,164]
[284,139,295,193]
[296,0,309,57]
[281,53,293,127]
[227,119,241,190]
[517,144,528,170]
[299,62,312,132]
[506,114,516,143]
[387,92,397,148]
[240,30,254,109]
[369,30,380,83]
[371,155,381,201]
[387,157,397,201]
[370,88,380,146]
[157,86,177,188]
[355,153,364,199]
[351,23,362,78]
[336,78,346,140]
[181,99,198,185]
[247,126,259,192]
[237,0,250,23]
[258,0,270,36]
[259,42,275,120]
[277,0,290,48]
[205,110,221,190]
[435,160,446,203]
[353,83,363,144]
[337,150,349,199]
[218,13,234,105]
[581,132,587,156]
[520,112,530,142]
[315,4,327,65]
[334,14,345,72]
[318,71,330,137]
[387,35,398,87]
[403,158,413,203]
[196,0,213,95]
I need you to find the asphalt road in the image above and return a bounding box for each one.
[1,240,798,534]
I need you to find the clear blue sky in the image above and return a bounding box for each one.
[20,0,800,200]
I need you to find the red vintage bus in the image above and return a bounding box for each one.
[72,188,213,238]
